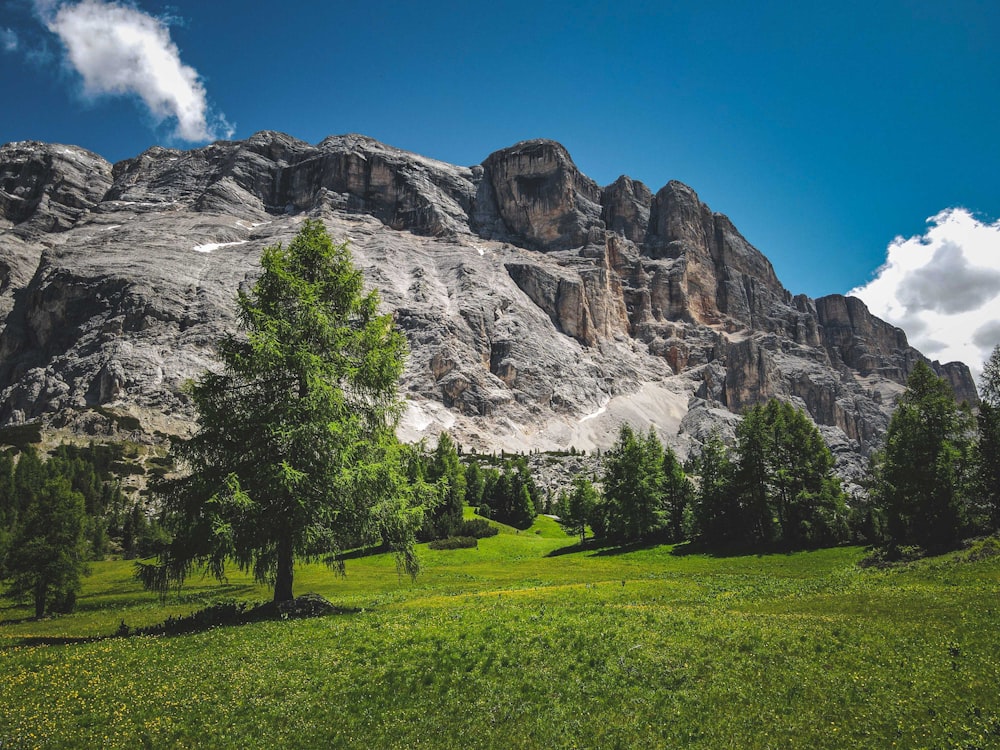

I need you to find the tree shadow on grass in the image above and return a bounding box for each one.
[6,594,359,648]
[669,540,831,558]
[589,538,672,557]
[546,537,777,559]
[545,538,666,557]
[332,543,390,562]
[545,539,611,557]
[116,594,360,638]
[0,614,38,627]
[69,582,260,616]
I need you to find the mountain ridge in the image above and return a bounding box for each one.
[0,132,978,482]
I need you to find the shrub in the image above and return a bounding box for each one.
[962,536,1000,562]
[428,536,478,550]
[458,519,498,539]
[858,544,925,568]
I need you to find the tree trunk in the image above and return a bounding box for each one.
[34,582,46,619]
[273,534,294,603]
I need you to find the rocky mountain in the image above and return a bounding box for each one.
[0,132,978,481]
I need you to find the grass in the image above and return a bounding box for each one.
[2,514,999,749]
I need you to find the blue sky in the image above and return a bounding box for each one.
[2,0,999,371]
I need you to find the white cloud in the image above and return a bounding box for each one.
[849,208,1000,378]
[1,27,19,52]
[41,1,230,142]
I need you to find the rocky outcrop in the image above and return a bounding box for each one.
[106,132,478,237]
[601,176,652,245]
[816,294,979,404]
[0,142,112,233]
[475,140,604,250]
[0,131,977,474]
[0,142,114,322]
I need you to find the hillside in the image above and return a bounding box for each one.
[2,517,998,748]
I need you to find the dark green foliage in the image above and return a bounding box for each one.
[427,536,478,550]
[4,475,88,618]
[14,447,45,514]
[479,458,538,529]
[738,400,848,548]
[121,501,170,559]
[978,402,1000,531]
[463,459,486,508]
[47,442,169,561]
[689,434,738,544]
[981,344,1000,406]
[558,476,599,543]
[140,220,421,603]
[662,442,694,542]
[601,426,665,541]
[457,519,498,539]
[421,432,466,540]
[0,452,15,576]
[47,443,129,559]
[0,451,15,525]
[1,448,48,580]
[0,442,157,578]
[690,401,847,550]
[600,426,692,543]
[977,345,1000,531]
[871,361,974,552]
[0,422,43,450]
[733,407,776,544]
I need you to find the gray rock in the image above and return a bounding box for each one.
[0,132,978,479]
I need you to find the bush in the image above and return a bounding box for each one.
[961,536,1000,562]
[458,519,498,539]
[428,536,478,550]
[859,544,925,568]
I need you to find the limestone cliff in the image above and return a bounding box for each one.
[0,134,977,480]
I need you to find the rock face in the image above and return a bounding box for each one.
[0,133,978,479]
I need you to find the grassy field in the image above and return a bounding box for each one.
[2,515,999,749]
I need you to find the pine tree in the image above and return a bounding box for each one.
[689,434,737,545]
[734,407,775,545]
[977,345,1000,531]
[424,432,466,539]
[761,400,847,547]
[662,446,693,542]
[559,476,599,543]
[4,475,88,618]
[602,426,667,541]
[0,452,15,576]
[873,361,973,551]
[479,459,537,529]
[14,448,45,516]
[464,460,486,509]
[139,220,422,603]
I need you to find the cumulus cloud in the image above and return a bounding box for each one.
[39,1,230,142]
[849,208,1000,378]
[1,27,19,52]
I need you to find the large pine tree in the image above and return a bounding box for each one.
[602,425,669,541]
[5,475,88,618]
[140,220,421,603]
[873,361,973,551]
[693,400,846,549]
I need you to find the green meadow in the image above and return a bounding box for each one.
[2,515,998,749]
